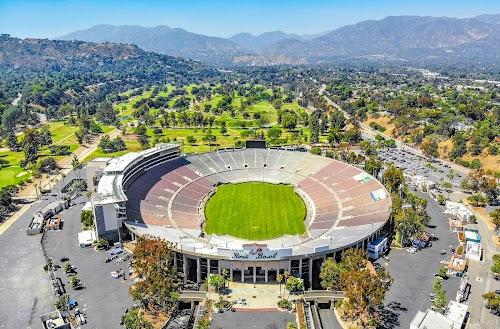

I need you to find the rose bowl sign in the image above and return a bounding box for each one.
[218,244,292,261]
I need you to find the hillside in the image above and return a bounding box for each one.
[0,35,218,87]
[59,14,500,67]
[264,15,500,66]
[59,24,243,66]
[0,35,219,116]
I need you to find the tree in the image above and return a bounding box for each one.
[327,128,342,145]
[343,128,362,144]
[382,164,404,193]
[54,294,70,311]
[491,254,500,276]
[71,156,82,171]
[339,268,387,322]
[329,111,346,131]
[186,135,197,145]
[208,274,224,293]
[97,101,118,125]
[467,193,488,207]
[196,319,211,329]
[432,278,447,309]
[364,157,383,177]
[202,133,216,146]
[219,121,227,135]
[285,276,304,296]
[80,210,94,229]
[267,127,282,142]
[129,237,180,311]
[421,138,439,158]
[310,146,321,155]
[320,258,343,291]
[281,110,298,130]
[491,209,500,231]
[482,291,500,313]
[99,135,126,153]
[121,308,153,329]
[309,111,321,144]
[320,249,367,291]
[21,128,40,165]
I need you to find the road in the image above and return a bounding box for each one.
[466,210,500,329]
[11,93,22,106]
[318,308,342,329]
[0,171,82,328]
[44,196,133,328]
[375,192,461,328]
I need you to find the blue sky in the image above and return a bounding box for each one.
[1,0,499,38]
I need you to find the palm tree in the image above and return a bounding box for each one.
[277,273,284,298]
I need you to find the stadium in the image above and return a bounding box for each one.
[92,143,392,289]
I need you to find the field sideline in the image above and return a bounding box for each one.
[204,182,306,240]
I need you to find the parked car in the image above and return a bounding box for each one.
[67,298,77,310]
[407,247,417,254]
[110,247,123,256]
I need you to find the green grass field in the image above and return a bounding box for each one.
[204,182,306,240]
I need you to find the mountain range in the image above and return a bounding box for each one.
[59,14,500,66]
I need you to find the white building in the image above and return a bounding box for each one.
[406,174,435,193]
[92,143,181,241]
[411,301,468,329]
[465,241,481,261]
[444,201,473,222]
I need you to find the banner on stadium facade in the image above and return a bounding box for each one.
[217,244,292,261]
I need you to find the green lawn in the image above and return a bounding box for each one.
[0,150,30,188]
[84,140,142,162]
[204,182,306,240]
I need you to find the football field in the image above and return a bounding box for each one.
[204,182,306,240]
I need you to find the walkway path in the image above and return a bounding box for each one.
[212,282,290,309]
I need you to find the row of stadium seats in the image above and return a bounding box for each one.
[126,149,389,237]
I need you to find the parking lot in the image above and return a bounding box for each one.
[375,192,461,328]
[379,148,465,189]
[44,197,133,329]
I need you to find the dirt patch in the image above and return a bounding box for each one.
[364,115,396,137]
[462,153,500,174]
[438,140,453,158]
[142,309,170,329]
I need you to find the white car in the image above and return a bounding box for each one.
[407,247,417,254]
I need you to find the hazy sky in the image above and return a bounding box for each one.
[1,0,499,39]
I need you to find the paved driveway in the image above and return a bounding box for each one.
[0,199,53,329]
[44,197,133,329]
[376,192,460,328]
[211,311,295,329]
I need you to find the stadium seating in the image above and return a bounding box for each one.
[125,149,390,238]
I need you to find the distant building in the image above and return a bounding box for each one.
[465,241,481,261]
[444,202,473,222]
[447,255,467,277]
[410,301,468,329]
[406,174,435,193]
